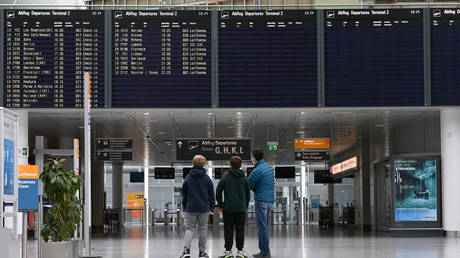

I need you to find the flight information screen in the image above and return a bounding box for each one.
[325,9,424,107]
[4,10,105,108]
[218,10,318,107]
[431,9,460,105]
[112,11,212,107]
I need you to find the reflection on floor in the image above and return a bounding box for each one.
[27,225,460,258]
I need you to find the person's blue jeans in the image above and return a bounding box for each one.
[255,200,273,255]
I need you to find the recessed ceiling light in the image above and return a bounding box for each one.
[385,111,390,114]
[236,112,242,115]
[144,112,149,116]
[296,131,304,134]
[158,131,166,135]
[228,126,234,129]
[150,119,159,122]
[208,112,213,115]
[300,112,306,115]
[78,126,84,129]
[376,125,384,127]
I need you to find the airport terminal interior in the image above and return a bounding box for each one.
[1,0,460,258]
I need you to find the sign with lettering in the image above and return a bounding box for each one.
[314,170,333,184]
[176,139,251,161]
[18,165,39,211]
[295,151,330,161]
[96,151,133,161]
[96,138,133,150]
[332,156,358,174]
[294,138,330,150]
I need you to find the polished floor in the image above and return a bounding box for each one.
[27,225,460,258]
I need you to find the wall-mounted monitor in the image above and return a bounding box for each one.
[214,167,229,179]
[182,167,192,179]
[129,172,144,183]
[275,166,295,179]
[154,167,175,179]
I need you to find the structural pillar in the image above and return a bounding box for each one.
[17,111,28,256]
[112,163,124,225]
[441,109,460,235]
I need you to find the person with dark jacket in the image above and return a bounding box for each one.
[216,156,250,258]
[180,155,215,258]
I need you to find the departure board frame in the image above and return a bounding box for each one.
[430,8,460,106]
[324,9,426,107]
[111,10,213,108]
[218,10,319,108]
[3,10,105,108]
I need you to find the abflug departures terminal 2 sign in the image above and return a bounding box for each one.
[176,139,251,161]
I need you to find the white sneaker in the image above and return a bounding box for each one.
[236,250,247,258]
[218,250,234,258]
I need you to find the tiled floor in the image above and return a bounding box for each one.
[26,225,460,258]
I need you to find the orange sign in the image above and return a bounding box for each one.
[127,193,144,219]
[332,156,358,174]
[294,139,330,150]
[18,165,39,179]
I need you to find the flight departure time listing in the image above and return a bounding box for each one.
[112,11,212,107]
[4,10,105,108]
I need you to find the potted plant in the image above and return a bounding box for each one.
[40,158,82,258]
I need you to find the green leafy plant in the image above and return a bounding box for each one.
[40,158,82,242]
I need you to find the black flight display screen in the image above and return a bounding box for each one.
[431,9,460,105]
[218,10,318,107]
[4,10,105,108]
[324,9,424,107]
[112,10,212,107]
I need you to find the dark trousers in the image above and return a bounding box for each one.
[223,211,246,251]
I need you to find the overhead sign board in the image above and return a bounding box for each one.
[96,151,133,161]
[332,156,358,174]
[96,138,133,149]
[18,165,39,211]
[295,151,330,161]
[294,138,330,150]
[176,139,251,161]
[314,170,334,184]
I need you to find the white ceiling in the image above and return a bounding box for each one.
[24,107,440,166]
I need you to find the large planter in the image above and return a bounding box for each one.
[42,239,81,258]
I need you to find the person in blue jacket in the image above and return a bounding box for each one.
[247,149,275,258]
[180,155,215,258]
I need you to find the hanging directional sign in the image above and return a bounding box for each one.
[176,139,251,161]
[96,151,133,161]
[295,151,330,161]
[96,138,133,150]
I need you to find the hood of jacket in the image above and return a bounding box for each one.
[190,166,206,178]
[228,168,244,178]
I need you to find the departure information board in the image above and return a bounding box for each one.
[325,9,424,107]
[4,10,105,108]
[218,10,318,107]
[431,9,460,105]
[112,11,212,107]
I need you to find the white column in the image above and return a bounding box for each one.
[441,109,460,234]
[300,161,306,225]
[17,111,28,242]
[17,111,28,166]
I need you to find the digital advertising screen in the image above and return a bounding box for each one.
[393,158,439,223]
